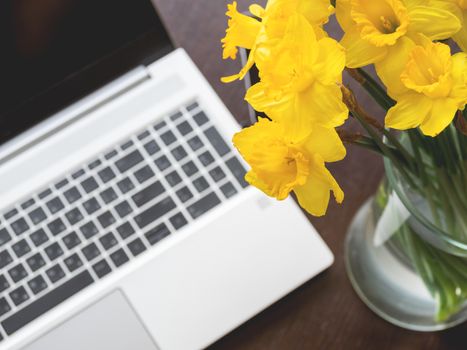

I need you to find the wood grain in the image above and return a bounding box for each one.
[151,1,467,348]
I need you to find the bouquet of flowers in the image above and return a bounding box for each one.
[221,0,467,324]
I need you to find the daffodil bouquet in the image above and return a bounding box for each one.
[220,0,467,323]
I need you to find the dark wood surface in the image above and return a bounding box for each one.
[152,1,467,349]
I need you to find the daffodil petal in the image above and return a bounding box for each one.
[335,0,353,32]
[294,155,344,217]
[341,28,388,68]
[385,93,432,130]
[453,24,467,53]
[375,36,416,98]
[420,98,459,136]
[305,82,349,128]
[407,6,461,40]
[304,126,347,163]
[314,38,346,85]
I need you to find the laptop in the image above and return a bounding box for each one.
[0,1,334,349]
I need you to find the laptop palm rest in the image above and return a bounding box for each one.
[22,290,158,350]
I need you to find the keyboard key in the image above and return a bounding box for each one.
[83,198,101,215]
[46,197,65,215]
[100,232,118,251]
[81,177,99,193]
[28,275,48,295]
[64,187,82,204]
[0,298,11,317]
[64,253,83,272]
[21,198,35,210]
[220,182,238,199]
[30,228,49,247]
[187,192,221,219]
[188,136,204,151]
[176,121,193,136]
[134,165,155,184]
[121,140,134,151]
[9,286,29,307]
[110,248,129,267]
[0,275,9,293]
[12,239,31,258]
[165,171,182,187]
[209,166,226,182]
[160,130,176,145]
[9,263,28,283]
[186,101,199,111]
[138,130,150,141]
[28,207,47,225]
[114,201,133,218]
[39,189,53,200]
[170,213,188,230]
[2,271,94,336]
[193,176,210,193]
[154,155,171,171]
[93,259,112,278]
[145,224,171,245]
[71,169,85,180]
[0,250,13,269]
[97,211,116,229]
[117,177,135,194]
[98,167,116,183]
[154,121,166,130]
[132,181,165,208]
[115,150,144,173]
[198,151,215,166]
[65,208,84,225]
[0,228,12,246]
[176,187,193,203]
[193,111,209,126]
[26,253,46,272]
[4,209,18,220]
[100,187,118,204]
[128,238,147,257]
[226,157,249,188]
[116,222,135,240]
[47,218,66,236]
[170,111,183,121]
[204,126,231,157]
[171,145,188,161]
[46,265,65,283]
[80,222,99,239]
[88,159,102,170]
[55,179,69,190]
[82,243,101,262]
[144,140,160,156]
[104,150,118,160]
[63,232,81,250]
[134,197,176,229]
[11,217,29,235]
[182,161,199,177]
[44,242,64,261]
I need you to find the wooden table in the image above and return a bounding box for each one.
[153,1,467,348]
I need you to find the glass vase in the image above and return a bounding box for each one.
[345,155,467,331]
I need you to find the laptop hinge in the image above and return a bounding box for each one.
[0,66,151,165]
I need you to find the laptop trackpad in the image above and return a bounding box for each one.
[23,290,158,350]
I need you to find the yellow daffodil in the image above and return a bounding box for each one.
[245,14,348,139]
[336,0,461,68]
[436,0,467,51]
[232,118,345,216]
[221,0,334,82]
[385,36,467,136]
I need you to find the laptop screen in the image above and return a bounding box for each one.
[0,0,173,146]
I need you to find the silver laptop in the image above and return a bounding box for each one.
[0,1,334,349]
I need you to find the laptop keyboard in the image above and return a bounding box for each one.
[0,101,248,340]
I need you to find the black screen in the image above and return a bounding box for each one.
[0,0,173,145]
